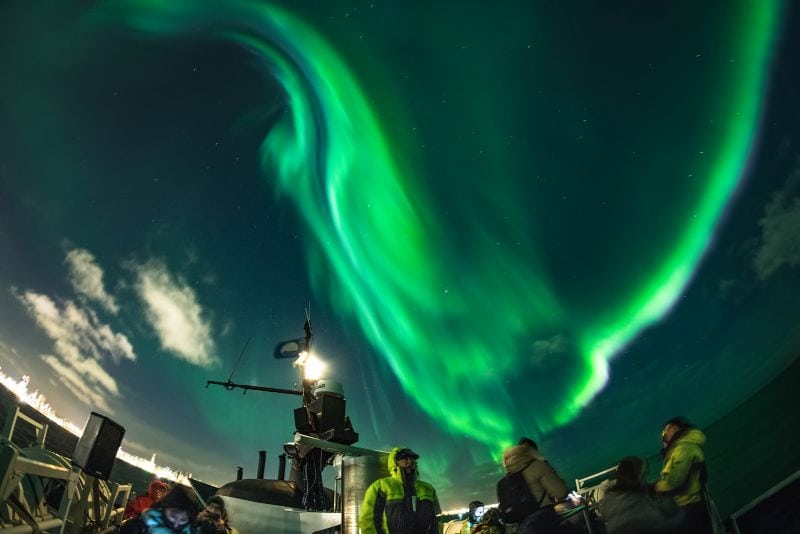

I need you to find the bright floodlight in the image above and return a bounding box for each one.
[293,350,309,368]
[303,354,327,380]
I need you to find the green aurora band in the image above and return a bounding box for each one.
[88,0,781,451]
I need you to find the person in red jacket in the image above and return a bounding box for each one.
[124,480,169,521]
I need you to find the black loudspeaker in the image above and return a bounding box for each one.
[72,412,125,480]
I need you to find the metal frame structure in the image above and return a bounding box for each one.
[2,409,47,450]
[0,440,79,533]
[66,476,132,534]
[0,405,132,533]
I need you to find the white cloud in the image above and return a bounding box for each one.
[41,354,111,413]
[65,248,119,314]
[19,293,135,364]
[754,167,800,280]
[132,260,217,368]
[15,290,136,411]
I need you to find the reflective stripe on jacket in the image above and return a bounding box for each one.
[358,447,441,534]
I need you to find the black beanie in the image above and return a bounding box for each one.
[664,416,693,429]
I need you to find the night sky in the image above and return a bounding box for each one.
[1,0,799,509]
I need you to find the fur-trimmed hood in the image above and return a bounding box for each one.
[502,444,544,474]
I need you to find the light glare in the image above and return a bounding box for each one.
[303,354,327,380]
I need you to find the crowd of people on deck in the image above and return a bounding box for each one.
[104,482,237,534]
[364,416,716,534]
[107,415,714,533]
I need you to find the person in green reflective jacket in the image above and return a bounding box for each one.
[358,447,441,534]
[653,416,713,534]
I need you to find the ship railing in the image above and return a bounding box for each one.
[1,409,47,450]
[68,478,132,534]
[572,465,618,534]
[0,440,80,533]
[575,465,616,506]
[101,481,132,529]
[1,406,132,533]
[727,468,800,534]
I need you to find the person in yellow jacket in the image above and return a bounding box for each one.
[654,416,712,534]
[358,447,441,534]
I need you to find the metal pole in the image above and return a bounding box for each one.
[206,380,302,396]
[278,453,286,481]
[257,451,266,479]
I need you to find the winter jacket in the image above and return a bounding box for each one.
[142,508,196,534]
[654,428,706,506]
[196,519,238,534]
[358,448,441,534]
[124,480,169,520]
[441,519,469,534]
[472,508,505,534]
[598,486,685,534]
[118,509,197,534]
[124,496,157,523]
[502,445,568,506]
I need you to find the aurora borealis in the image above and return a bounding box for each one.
[1,0,799,511]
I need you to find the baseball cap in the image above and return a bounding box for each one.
[394,448,420,461]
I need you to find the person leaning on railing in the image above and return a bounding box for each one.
[598,456,684,533]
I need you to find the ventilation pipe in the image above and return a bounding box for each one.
[257,450,266,479]
[278,453,287,480]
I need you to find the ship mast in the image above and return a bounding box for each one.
[206,313,358,511]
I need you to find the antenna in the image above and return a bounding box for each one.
[205,313,358,513]
[303,303,313,351]
[227,337,251,383]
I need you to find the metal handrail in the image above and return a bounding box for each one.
[0,441,80,533]
[575,465,617,493]
[728,468,800,534]
[100,482,132,528]
[2,408,48,449]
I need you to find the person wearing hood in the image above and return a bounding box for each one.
[443,500,485,534]
[500,438,570,533]
[653,416,712,533]
[196,496,238,534]
[502,437,568,510]
[119,484,200,534]
[124,480,169,521]
[358,447,441,534]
